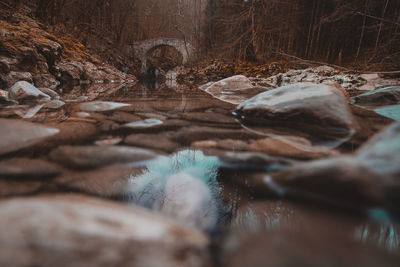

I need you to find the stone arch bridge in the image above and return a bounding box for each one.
[132,38,196,72]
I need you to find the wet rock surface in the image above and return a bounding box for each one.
[235,83,357,144]
[49,145,157,169]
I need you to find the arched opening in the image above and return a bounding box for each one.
[145,45,184,74]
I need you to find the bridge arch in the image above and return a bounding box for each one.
[132,38,196,72]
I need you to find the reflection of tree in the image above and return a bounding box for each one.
[355,223,400,252]
[232,201,295,233]
[125,150,224,231]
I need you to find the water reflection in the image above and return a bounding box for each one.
[124,150,225,232]
[231,201,400,253]
[355,223,400,252]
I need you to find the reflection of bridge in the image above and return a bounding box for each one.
[132,38,196,72]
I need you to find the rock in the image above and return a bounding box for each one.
[0,158,61,178]
[38,87,60,99]
[0,57,14,74]
[0,195,209,267]
[0,180,43,198]
[200,75,253,93]
[351,86,400,107]
[53,61,84,88]
[207,150,293,171]
[4,71,33,88]
[107,111,141,123]
[125,133,180,152]
[265,121,400,209]
[14,104,45,119]
[8,81,51,102]
[172,126,260,145]
[49,145,157,169]
[192,139,248,151]
[199,75,270,104]
[99,120,119,132]
[95,137,123,146]
[123,119,163,128]
[55,165,143,197]
[0,119,59,156]
[32,73,59,90]
[45,122,98,145]
[245,136,339,159]
[79,101,130,112]
[182,112,237,125]
[235,83,356,140]
[0,89,17,105]
[43,100,65,109]
[261,66,392,92]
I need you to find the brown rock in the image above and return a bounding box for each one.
[49,145,157,169]
[0,158,60,178]
[0,195,210,267]
[246,136,338,159]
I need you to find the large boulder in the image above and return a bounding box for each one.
[0,195,209,267]
[8,81,50,102]
[235,83,356,140]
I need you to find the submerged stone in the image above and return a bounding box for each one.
[0,158,60,178]
[0,119,59,155]
[123,118,163,128]
[245,136,339,159]
[0,195,209,267]
[49,145,157,169]
[79,101,130,112]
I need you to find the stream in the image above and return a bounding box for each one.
[1,73,400,266]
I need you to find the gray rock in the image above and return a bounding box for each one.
[266,121,400,209]
[43,100,65,109]
[0,89,17,105]
[0,195,209,267]
[8,81,50,102]
[53,61,84,88]
[5,71,33,88]
[235,83,356,139]
[199,75,269,104]
[38,87,59,99]
[49,145,157,169]
[351,86,400,107]
[0,119,59,156]
[79,101,130,112]
[0,158,60,178]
